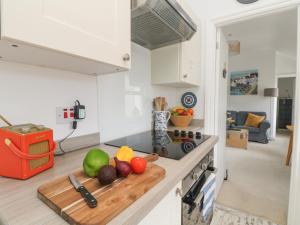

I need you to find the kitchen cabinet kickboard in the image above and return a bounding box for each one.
[37,164,166,225]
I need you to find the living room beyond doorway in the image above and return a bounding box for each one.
[218,8,297,225]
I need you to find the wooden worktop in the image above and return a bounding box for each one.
[0,135,218,225]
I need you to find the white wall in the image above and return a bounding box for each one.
[276,51,297,75]
[0,62,99,140]
[97,44,180,142]
[176,86,205,120]
[227,50,276,137]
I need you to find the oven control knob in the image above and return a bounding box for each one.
[196,132,202,139]
[192,173,199,180]
[192,170,204,180]
[201,163,208,170]
[174,130,180,136]
[181,130,186,137]
[188,131,194,138]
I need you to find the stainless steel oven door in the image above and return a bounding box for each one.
[182,168,217,225]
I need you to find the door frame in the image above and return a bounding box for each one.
[205,2,300,225]
[213,29,229,195]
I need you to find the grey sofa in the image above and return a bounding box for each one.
[227,111,270,144]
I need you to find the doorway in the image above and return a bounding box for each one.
[276,76,296,131]
[214,7,297,225]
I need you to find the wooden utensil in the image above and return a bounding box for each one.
[162,97,168,111]
[37,154,165,225]
[155,97,159,111]
[153,97,168,111]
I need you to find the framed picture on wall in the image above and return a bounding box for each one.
[230,69,258,95]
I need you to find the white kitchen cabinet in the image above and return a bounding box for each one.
[151,1,201,87]
[138,181,182,225]
[0,0,131,75]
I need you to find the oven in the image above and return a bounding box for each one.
[179,150,216,225]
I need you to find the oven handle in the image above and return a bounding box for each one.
[4,138,56,160]
[185,191,204,215]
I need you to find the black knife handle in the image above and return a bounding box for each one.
[77,186,97,208]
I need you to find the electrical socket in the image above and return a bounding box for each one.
[56,107,74,124]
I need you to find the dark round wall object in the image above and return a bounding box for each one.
[237,0,258,4]
[181,92,197,108]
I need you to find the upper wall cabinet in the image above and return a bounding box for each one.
[0,0,131,75]
[151,1,201,87]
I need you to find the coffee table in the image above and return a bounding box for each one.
[226,129,249,149]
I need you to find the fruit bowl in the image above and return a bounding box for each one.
[170,115,193,127]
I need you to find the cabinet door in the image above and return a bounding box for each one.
[180,24,201,86]
[179,1,201,86]
[151,44,181,85]
[1,0,131,69]
[138,181,182,225]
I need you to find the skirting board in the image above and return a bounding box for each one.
[55,132,100,153]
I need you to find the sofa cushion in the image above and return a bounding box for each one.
[244,113,265,128]
[236,111,267,125]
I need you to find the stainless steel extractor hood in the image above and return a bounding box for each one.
[131,0,197,50]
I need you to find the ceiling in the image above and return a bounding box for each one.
[222,8,297,58]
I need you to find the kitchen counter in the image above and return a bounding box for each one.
[0,135,218,225]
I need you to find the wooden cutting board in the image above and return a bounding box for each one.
[37,154,166,225]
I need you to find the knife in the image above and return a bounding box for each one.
[68,174,97,208]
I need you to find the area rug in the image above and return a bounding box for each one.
[211,204,280,225]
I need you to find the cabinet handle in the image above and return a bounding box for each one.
[123,53,130,61]
[183,74,188,78]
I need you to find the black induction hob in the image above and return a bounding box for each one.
[104,130,210,160]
